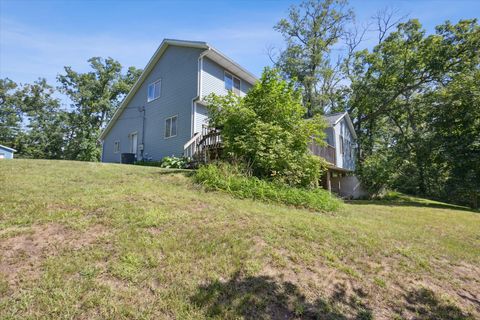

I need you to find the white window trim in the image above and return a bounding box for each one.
[224,71,241,95]
[147,79,162,102]
[164,115,178,139]
[129,131,138,154]
[113,141,120,153]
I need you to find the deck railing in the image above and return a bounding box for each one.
[183,125,222,162]
[183,132,201,159]
[186,128,336,166]
[308,141,336,165]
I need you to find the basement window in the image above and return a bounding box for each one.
[147,79,161,102]
[165,116,177,138]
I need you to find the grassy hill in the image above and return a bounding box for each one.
[1,160,479,319]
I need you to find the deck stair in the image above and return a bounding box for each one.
[183,125,222,166]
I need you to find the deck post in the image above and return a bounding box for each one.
[327,170,332,193]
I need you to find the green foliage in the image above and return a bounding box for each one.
[0,78,67,158]
[160,156,188,169]
[58,57,142,161]
[430,66,480,208]
[348,19,480,207]
[135,156,188,169]
[357,153,392,196]
[194,163,342,212]
[206,68,328,188]
[0,78,21,147]
[274,0,353,115]
[0,58,141,162]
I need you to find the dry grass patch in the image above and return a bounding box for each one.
[0,223,109,288]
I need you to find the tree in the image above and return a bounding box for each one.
[348,19,480,206]
[15,79,68,159]
[58,57,142,161]
[206,68,328,188]
[273,0,354,116]
[0,78,67,158]
[0,78,22,148]
[430,69,480,208]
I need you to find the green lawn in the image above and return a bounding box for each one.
[1,160,479,319]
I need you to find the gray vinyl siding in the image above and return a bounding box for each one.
[194,103,209,134]
[201,57,252,99]
[102,45,203,162]
[325,127,335,146]
[102,103,142,163]
[334,118,355,171]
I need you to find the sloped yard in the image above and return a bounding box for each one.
[1,160,479,319]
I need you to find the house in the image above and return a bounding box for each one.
[0,144,16,159]
[308,112,367,198]
[100,39,365,197]
[100,39,256,163]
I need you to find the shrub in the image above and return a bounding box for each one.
[135,156,188,169]
[160,156,188,169]
[357,153,392,196]
[194,164,342,212]
[205,68,328,188]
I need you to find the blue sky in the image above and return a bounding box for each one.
[1,0,479,90]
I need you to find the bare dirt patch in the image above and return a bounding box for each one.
[0,223,109,288]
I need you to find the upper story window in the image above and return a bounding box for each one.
[225,72,241,95]
[165,115,177,138]
[148,79,161,102]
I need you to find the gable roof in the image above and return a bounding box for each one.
[324,112,346,126]
[324,112,357,139]
[99,39,257,140]
[0,144,16,152]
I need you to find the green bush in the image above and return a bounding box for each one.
[159,156,188,169]
[134,156,188,169]
[205,68,328,188]
[194,164,342,212]
[357,153,393,196]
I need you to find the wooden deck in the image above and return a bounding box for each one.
[185,127,336,167]
[308,141,336,165]
[184,126,222,164]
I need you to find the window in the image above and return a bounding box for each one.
[233,77,241,95]
[165,116,177,138]
[147,79,161,102]
[224,73,233,91]
[225,72,241,95]
[114,141,120,153]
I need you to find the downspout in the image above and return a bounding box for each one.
[138,105,146,160]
